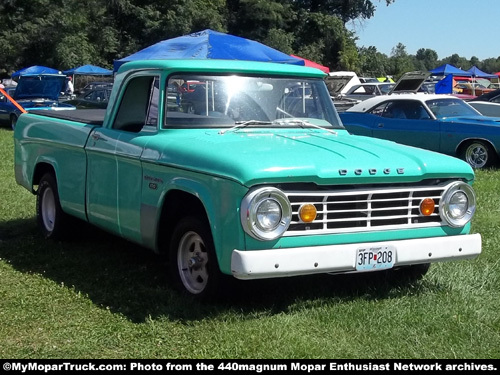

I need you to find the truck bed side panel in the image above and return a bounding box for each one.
[14,113,99,221]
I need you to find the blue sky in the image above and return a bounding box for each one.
[348,0,499,60]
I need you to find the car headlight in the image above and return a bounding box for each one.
[241,187,291,240]
[440,181,476,227]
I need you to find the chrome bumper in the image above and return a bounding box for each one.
[231,233,481,280]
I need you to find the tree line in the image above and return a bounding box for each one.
[1,0,499,80]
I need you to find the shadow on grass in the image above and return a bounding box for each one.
[0,218,444,323]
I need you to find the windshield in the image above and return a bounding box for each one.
[165,74,343,129]
[425,98,480,119]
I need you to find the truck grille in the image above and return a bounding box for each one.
[285,184,447,236]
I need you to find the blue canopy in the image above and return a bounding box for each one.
[429,64,472,76]
[435,74,453,94]
[63,64,113,76]
[12,65,60,78]
[466,66,497,78]
[113,29,304,71]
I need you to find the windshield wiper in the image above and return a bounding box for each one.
[273,118,338,135]
[218,120,273,134]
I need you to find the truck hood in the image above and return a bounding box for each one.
[150,128,473,186]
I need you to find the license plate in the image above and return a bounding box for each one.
[356,245,396,271]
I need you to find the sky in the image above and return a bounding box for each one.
[348,0,499,61]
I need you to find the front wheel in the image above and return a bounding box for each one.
[461,141,497,169]
[169,216,224,300]
[36,173,69,240]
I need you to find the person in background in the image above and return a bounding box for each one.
[66,76,74,96]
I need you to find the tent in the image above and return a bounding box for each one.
[290,55,329,73]
[11,65,60,79]
[429,64,472,76]
[114,29,304,71]
[63,64,113,76]
[466,66,497,79]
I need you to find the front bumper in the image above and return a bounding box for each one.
[231,233,481,280]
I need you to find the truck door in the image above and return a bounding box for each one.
[85,75,160,244]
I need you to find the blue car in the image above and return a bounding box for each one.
[0,74,75,129]
[339,93,500,169]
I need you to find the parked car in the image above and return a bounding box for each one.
[339,93,500,169]
[75,81,113,96]
[341,82,395,101]
[0,74,75,129]
[64,87,112,109]
[468,88,500,117]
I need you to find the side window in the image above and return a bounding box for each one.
[113,75,159,132]
[370,102,390,117]
[491,95,500,104]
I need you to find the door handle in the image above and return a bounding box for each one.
[377,123,384,128]
[91,133,106,141]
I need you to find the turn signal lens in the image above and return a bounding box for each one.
[420,198,435,216]
[299,204,317,223]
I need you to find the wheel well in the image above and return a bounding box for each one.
[457,139,497,157]
[32,163,56,191]
[157,190,210,254]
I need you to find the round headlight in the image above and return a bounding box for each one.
[241,187,292,240]
[440,182,476,227]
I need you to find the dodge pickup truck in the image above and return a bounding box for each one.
[14,59,482,300]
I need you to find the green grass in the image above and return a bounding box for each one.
[1,127,499,359]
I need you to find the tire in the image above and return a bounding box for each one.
[36,173,69,240]
[461,141,497,169]
[10,114,17,131]
[168,216,224,300]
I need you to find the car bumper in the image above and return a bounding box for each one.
[231,233,481,280]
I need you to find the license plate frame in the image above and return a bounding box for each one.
[356,245,396,271]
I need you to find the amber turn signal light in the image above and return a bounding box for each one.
[299,204,317,222]
[420,198,435,216]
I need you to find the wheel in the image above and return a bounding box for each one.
[10,114,17,130]
[36,173,69,240]
[461,141,496,169]
[169,216,224,300]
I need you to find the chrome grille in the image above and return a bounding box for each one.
[285,185,447,236]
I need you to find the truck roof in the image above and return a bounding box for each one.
[117,59,328,78]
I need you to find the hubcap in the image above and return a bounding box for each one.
[466,143,488,168]
[41,187,56,232]
[177,231,209,294]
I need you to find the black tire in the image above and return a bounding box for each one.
[461,141,497,169]
[36,173,69,240]
[168,216,225,300]
[10,114,17,131]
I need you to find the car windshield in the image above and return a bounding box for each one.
[425,98,480,119]
[165,74,343,129]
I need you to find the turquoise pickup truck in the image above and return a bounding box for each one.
[14,59,481,300]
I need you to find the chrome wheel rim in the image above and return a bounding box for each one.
[177,231,209,294]
[41,187,56,232]
[465,143,488,168]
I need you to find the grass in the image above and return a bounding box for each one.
[0,127,499,359]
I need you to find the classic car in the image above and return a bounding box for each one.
[340,93,500,169]
[14,60,481,300]
[64,87,112,109]
[0,74,75,129]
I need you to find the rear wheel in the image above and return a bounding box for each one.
[461,141,497,169]
[169,216,225,300]
[36,173,69,240]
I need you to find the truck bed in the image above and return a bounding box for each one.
[29,109,106,126]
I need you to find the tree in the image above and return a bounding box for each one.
[390,43,414,79]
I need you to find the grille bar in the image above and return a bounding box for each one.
[285,184,447,236]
